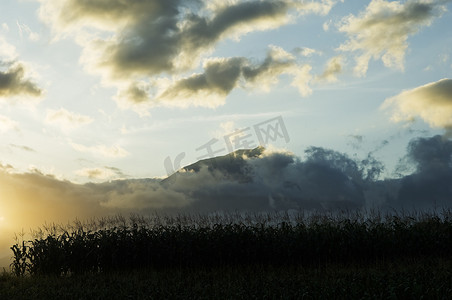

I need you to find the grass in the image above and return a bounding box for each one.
[2,210,452,298]
[1,258,452,299]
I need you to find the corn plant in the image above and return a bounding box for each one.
[10,209,452,276]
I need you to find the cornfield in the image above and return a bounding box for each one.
[10,210,452,276]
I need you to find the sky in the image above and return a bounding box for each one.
[1,0,452,264]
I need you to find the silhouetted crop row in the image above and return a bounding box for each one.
[10,210,452,276]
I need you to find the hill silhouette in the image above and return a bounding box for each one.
[162,146,264,185]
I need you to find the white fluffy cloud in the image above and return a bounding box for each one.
[317,55,344,82]
[294,47,322,57]
[382,78,452,130]
[338,0,447,76]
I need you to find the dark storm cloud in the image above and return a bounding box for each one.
[388,135,452,209]
[0,63,42,98]
[408,135,452,172]
[162,147,380,212]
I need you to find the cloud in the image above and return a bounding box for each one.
[1,23,9,32]
[241,45,303,89]
[382,78,452,132]
[407,135,452,173]
[0,135,441,220]
[75,166,126,180]
[39,0,290,77]
[214,121,240,138]
[0,36,43,102]
[9,144,35,152]
[317,55,344,82]
[323,19,332,31]
[0,170,109,251]
[76,168,113,180]
[97,179,190,210]
[70,141,129,158]
[0,146,382,240]
[293,47,322,57]
[0,62,43,99]
[337,0,448,76]
[163,147,380,211]
[39,0,335,76]
[37,0,335,110]
[346,134,364,150]
[116,46,313,109]
[0,36,16,60]
[45,108,93,131]
[106,1,292,77]
[0,115,19,133]
[0,166,188,265]
[16,21,40,41]
[388,135,452,209]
